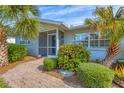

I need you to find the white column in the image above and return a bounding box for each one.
[47,32,48,56]
[56,28,59,56]
[98,32,100,48]
[88,32,90,48]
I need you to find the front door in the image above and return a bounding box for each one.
[48,33,56,56]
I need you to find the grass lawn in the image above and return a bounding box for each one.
[0,56,37,74]
[0,78,10,88]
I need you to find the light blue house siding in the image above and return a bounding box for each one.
[115,39,124,59]
[16,37,39,56]
[16,35,124,61]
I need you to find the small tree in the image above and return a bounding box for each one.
[85,6,124,67]
[0,6,40,66]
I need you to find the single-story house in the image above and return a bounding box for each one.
[16,7,124,61]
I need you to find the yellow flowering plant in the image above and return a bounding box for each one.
[115,64,124,79]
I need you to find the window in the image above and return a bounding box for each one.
[20,38,30,45]
[59,31,64,45]
[90,32,99,47]
[74,32,109,48]
[74,33,88,47]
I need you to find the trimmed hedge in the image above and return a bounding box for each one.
[58,44,90,72]
[8,44,27,62]
[43,58,57,71]
[77,63,115,88]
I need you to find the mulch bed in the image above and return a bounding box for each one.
[43,70,82,88]
[0,56,38,74]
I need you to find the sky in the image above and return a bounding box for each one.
[38,5,121,27]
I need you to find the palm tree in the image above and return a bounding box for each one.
[0,6,40,66]
[85,6,124,67]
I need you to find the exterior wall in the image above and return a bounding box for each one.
[64,29,124,61]
[64,29,106,61]
[115,39,124,60]
[15,22,124,60]
[89,48,106,61]
[16,37,39,56]
[64,28,91,44]
[15,23,58,56]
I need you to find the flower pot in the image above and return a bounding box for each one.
[58,69,75,77]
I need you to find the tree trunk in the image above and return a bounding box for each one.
[0,28,8,66]
[102,42,120,68]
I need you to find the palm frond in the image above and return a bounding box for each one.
[14,18,40,40]
[0,5,40,39]
[0,5,40,23]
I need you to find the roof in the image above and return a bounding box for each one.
[41,19,69,30]
[40,19,87,31]
[69,25,88,30]
[115,7,124,18]
[41,19,63,25]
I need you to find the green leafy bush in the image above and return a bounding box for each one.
[77,63,115,88]
[0,78,10,88]
[43,58,57,71]
[58,44,90,72]
[8,44,27,62]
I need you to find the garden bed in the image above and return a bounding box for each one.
[0,56,38,74]
[43,69,82,88]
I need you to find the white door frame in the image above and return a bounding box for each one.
[47,33,57,57]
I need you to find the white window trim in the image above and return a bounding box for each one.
[74,32,109,49]
[20,38,30,45]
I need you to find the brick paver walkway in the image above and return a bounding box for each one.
[0,58,73,88]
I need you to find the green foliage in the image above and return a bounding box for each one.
[8,44,27,62]
[15,18,40,40]
[77,63,115,88]
[58,44,90,72]
[117,59,124,64]
[0,78,10,88]
[0,6,40,39]
[95,59,100,63]
[43,58,57,71]
[85,6,124,44]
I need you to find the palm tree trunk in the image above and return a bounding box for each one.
[102,42,120,68]
[0,28,8,66]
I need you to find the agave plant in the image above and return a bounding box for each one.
[85,6,124,67]
[0,6,40,66]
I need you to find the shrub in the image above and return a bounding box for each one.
[43,58,57,71]
[0,78,10,88]
[8,44,27,62]
[58,44,90,72]
[77,63,115,88]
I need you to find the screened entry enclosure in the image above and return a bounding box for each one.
[39,30,64,57]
